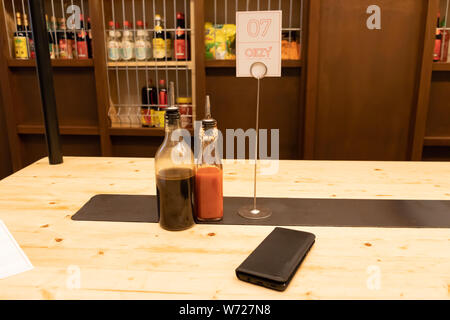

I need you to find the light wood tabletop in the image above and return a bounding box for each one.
[0,157,449,299]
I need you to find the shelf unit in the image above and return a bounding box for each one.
[107,60,193,68]
[0,0,199,168]
[108,126,193,136]
[423,136,450,146]
[423,0,450,159]
[1,0,450,172]
[7,58,94,67]
[0,0,104,169]
[101,0,197,155]
[17,124,100,135]
[432,62,450,71]
[109,127,165,136]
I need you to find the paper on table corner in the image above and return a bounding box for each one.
[0,219,34,280]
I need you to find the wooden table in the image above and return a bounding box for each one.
[0,157,449,299]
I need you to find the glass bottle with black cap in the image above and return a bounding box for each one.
[155,106,195,231]
[195,96,223,221]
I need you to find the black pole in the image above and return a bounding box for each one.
[27,0,63,164]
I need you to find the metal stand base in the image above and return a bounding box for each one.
[238,205,272,220]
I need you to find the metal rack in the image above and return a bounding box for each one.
[2,0,91,60]
[101,0,195,130]
[205,0,304,62]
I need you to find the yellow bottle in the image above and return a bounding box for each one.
[14,12,29,59]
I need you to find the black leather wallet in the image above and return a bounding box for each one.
[235,227,315,291]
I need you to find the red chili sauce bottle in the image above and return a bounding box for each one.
[195,96,223,221]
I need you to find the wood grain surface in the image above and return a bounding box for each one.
[0,157,449,299]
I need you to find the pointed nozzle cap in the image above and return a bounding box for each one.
[202,95,216,129]
[205,95,211,119]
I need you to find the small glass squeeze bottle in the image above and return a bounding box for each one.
[195,96,223,221]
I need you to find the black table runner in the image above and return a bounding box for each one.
[71,194,450,228]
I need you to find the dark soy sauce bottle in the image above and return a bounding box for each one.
[155,107,195,231]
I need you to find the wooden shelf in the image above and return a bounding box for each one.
[109,127,165,136]
[205,59,302,68]
[17,124,100,135]
[423,136,450,146]
[205,60,236,68]
[107,61,193,69]
[432,63,450,71]
[7,59,94,68]
[281,60,303,67]
[109,127,195,137]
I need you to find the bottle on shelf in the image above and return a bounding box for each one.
[116,105,132,128]
[58,18,73,59]
[281,31,301,60]
[130,107,141,128]
[434,13,442,62]
[165,20,173,59]
[23,14,35,59]
[87,17,93,58]
[154,79,168,128]
[108,100,121,128]
[169,80,176,107]
[76,14,89,59]
[174,12,188,60]
[50,16,59,58]
[135,20,152,61]
[13,12,28,59]
[107,20,120,61]
[115,22,121,43]
[153,14,171,60]
[440,17,449,63]
[177,97,192,129]
[120,20,134,61]
[66,18,77,59]
[195,95,223,221]
[45,15,56,59]
[155,106,195,231]
[145,22,152,60]
[141,80,157,127]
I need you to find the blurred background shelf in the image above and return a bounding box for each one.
[1,0,450,175]
[205,59,302,68]
[17,124,100,135]
[108,127,193,136]
[423,136,450,146]
[108,127,165,136]
[432,63,450,71]
[7,59,94,68]
[107,61,193,69]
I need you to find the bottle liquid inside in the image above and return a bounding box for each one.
[157,167,195,231]
[195,166,223,221]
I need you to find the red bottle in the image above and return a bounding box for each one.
[174,12,188,60]
[195,96,223,221]
[433,14,442,62]
[158,79,168,106]
[87,17,93,58]
[76,14,89,59]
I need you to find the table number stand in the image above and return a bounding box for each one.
[237,62,272,220]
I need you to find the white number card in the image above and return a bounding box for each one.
[236,10,282,77]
